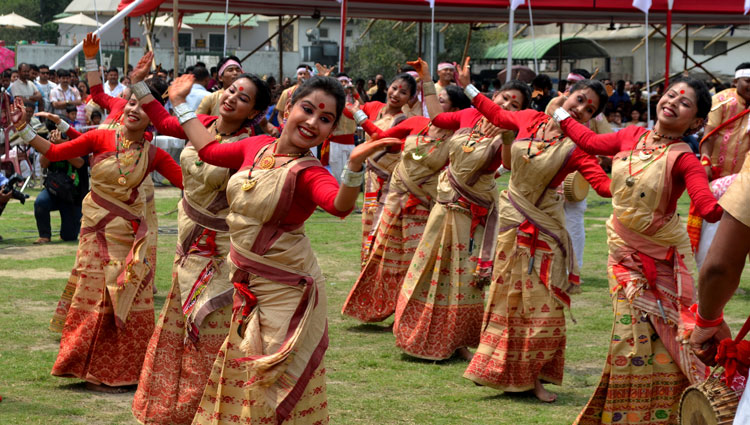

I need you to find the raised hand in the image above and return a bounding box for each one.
[315,63,335,77]
[83,33,100,59]
[169,74,194,105]
[348,137,401,166]
[131,52,154,83]
[406,58,430,81]
[456,56,471,88]
[48,129,63,144]
[34,111,61,124]
[9,97,25,126]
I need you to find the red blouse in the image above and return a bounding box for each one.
[558,119,722,222]
[90,83,127,123]
[198,136,351,226]
[435,95,612,197]
[44,129,184,189]
[361,115,430,140]
[362,101,386,121]
[141,100,254,140]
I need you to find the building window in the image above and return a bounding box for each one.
[694,40,727,56]
[178,33,192,51]
[346,29,352,37]
[319,28,329,38]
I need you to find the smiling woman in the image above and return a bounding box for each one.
[142,74,399,424]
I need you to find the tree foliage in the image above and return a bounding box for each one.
[347,20,507,81]
[0,0,69,45]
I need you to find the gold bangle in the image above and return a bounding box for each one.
[15,122,27,131]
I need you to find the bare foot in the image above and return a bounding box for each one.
[456,347,474,361]
[85,382,132,393]
[533,379,557,403]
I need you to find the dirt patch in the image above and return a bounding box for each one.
[0,244,76,260]
[0,267,69,280]
[154,186,182,199]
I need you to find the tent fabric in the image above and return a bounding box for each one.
[484,37,609,61]
[116,0,750,24]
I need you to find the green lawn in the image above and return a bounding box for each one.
[0,180,748,424]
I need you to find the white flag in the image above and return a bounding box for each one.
[668,0,674,9]
[426,0,435,9]
[632,0,651,13]
[745,0,750,15]
[511,0,525,10]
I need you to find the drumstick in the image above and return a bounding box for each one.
[590,68,600,80]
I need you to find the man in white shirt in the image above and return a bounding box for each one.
[103,67,126,97]
[36,64,57,112]
[185,66,211,111]
[49,69,82,117]
[9,63,42,105]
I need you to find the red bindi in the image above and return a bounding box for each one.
[238,86,244,91]
[319,103,326,109]
[398,85,402,89]
[680,89,685,94]
[512,95,516,99]
[588,99,593,104]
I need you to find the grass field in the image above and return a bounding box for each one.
[0,179,749,425]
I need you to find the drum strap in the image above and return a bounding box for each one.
[715,314,750,388]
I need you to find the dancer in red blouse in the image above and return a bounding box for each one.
[9,82,182,393]
[156,74,398,424]
[452,58,612,402]
[553,77,720,424]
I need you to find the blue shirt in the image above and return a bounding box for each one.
[186,83,211,111]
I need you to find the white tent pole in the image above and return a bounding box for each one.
[93,0,105,81]
[645,12,651,128]
[51,0,146,70]
[528,0,538,74]
[505,6,515,82]
[223,0,229,56]
[430,5,435,77]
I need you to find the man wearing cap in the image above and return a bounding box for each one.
[435,62,455,94]
[687,62,750,264]
[274,64,312,125]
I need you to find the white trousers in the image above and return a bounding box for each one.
[564,198,587,270]
[329,142,354,184]
[734,374,750,425]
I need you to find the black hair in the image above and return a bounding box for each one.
[296,64,313,72]
[57,69,70,78]
[291,76,346,125]
[192,66,209,81]
[65,104,77,114]
[667,76,712,120]
[443,85,472,111]
[217,55,242,76]
[77,80,89,93]
[147,78,169,106]
[499,80,532,110]
[18,63,29,71]
[91,110,102,120]
[106,67,118,74]
[29,64,39,72]
[39,64,49,70]
[736,63,750,72]
[569,68,591,80]
[23,100,35,109]
[233,73,272,113]
[569,80,609,117]
[195,61,206,68]
[390,73,417,97]
[532,74,552,91]
[210,66,217,74]
[336,72,350,79]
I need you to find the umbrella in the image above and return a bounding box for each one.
[0,12,40,27]
[53,13,101,27]
[0,47,15,73]
[496,65,536,84]
[153,14,193,30]
[0,16,25,28]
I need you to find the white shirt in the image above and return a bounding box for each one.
[9,79,39,100]
[50,85,81,116]
[104,81,126,98]
[186,83,211,111]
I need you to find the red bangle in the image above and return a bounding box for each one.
[691,304,724,327]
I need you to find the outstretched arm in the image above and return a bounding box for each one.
[456,57,521,132]
[407,58,442,119]
[557,114,634,156]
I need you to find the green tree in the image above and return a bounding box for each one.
[0,0,68,45]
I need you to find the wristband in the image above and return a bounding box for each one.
[340,164,366,187]
[173,102,197,124]
[422,81,436,97]
[552,107,571,123]
[463,84,480,100]
[353,110,368,126]
[56,120,70,133]
[85,59,98,73]
[691,303,724,328]
[130,81,151,100]
[17,124,36,144]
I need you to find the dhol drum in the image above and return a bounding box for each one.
[680,369,740,425]
[562,171,590,202]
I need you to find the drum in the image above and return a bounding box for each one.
[679,371,740,425]
[562,171,589,202]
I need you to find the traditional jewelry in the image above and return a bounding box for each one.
[552,107,571,123]
[353,110,368,125]
[115,128,144,186]
[131,81,151,100]
[84,58,98,73]
[56,120,70,133]
[651,128,682,142]
[242,141,309,191]
[412,124,442,160]
[461,119,490,154]
[174,103,197,124]
[463,84,480,100]
[340,164,366,187]
[625,131,677,187]
[15,124,36,145]
[422,81,436,97]
[523,118,565,162]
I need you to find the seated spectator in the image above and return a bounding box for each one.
[50,69,82,117]
[606,109,624,131]
[627,109,647,127]
[33,127,89,244]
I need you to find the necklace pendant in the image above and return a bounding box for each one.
[241,179,257,191]
[625,176,635,187]
[117,175,128,186]
[462,145,475,153]
[259,155,276,169]
[522,154,531,163]
[536,141,545,150]
[411,152,425,161]
[215,134,222,142]
[195,160,204,167]
[652,133,661,141]
[638,150,653,161]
